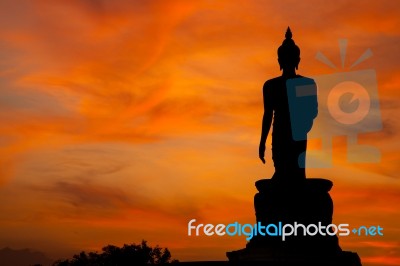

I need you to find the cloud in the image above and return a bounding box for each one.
[35,181,136,211]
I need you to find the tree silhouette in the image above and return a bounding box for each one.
[52,240,176,266]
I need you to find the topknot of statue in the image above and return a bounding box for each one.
[278,27,300,59]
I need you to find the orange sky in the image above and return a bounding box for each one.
[0,0,399,265]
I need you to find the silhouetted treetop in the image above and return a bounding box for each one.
[52,240,176,266]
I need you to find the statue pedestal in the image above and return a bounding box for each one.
[226,178,362,266]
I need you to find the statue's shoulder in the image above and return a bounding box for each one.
[263,76,283,91]
[264,76,283,85]
[294,75,316,84]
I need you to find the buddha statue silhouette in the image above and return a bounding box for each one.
[259,27,318,181]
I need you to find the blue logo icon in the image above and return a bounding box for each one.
[287,39,382,168]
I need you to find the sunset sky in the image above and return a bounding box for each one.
[0,0,399,265]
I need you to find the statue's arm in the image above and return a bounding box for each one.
[259,83,273,164]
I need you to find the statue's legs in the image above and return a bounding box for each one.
[272,139,307,179]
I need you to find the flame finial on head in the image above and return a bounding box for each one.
[278,26,299,57]
[285,27,292,40]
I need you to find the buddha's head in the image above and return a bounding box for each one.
[277,27,300,71]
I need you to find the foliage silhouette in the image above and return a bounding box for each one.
[52,240,177,266]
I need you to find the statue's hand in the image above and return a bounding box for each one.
[259,143,266,164]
